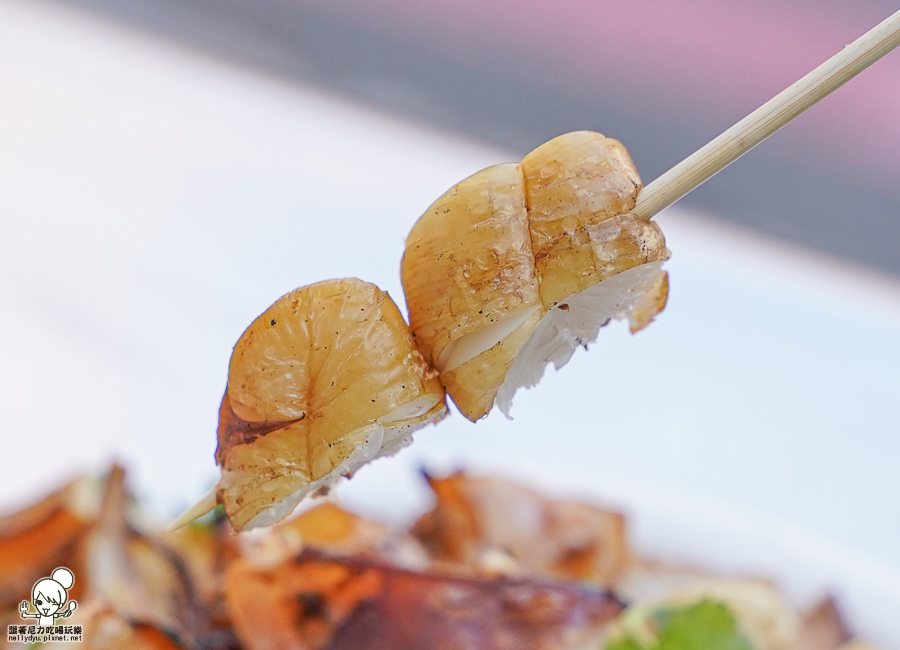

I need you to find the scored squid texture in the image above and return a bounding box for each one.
[174,131,669,533]
[207,278,447,531]
[402,131,669,421]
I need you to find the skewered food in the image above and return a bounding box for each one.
[6,11,899,647]
[178,278,447,531]
[175,133,669,529]
[402,131,669,420]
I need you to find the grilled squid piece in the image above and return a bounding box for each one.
[402,131,669,420]
[177,279,447,531]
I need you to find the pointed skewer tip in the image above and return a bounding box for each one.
[167,486,219,531]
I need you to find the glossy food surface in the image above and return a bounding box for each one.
[216,279,446,530]
[402,132,669,421]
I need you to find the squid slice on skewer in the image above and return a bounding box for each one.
[175,279,447,531]
[178,9,900,527]
[403,131,669,421]
[401,9,900,420]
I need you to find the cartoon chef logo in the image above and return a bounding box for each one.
[19,567,78,627]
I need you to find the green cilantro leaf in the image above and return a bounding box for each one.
[606,599,754,650]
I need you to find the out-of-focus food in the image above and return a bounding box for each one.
[612,558,856,650]
[798,599,851,650]
[616,576,799,650]
[0,477,100,611]
[413,470,629,584]
[402,131,669,421]
[604,599,752,650]
[179,278,447,531]
[83,467,220,648]
[271,503,428,569]
[40,603,189,650]
[226,548,624,650]
[0,466,880,650]
[0,466,239,650]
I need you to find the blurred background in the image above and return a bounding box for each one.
[1,0,899,640]
[59,0,900,273]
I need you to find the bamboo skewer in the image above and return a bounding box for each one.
[632,9,900,221]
